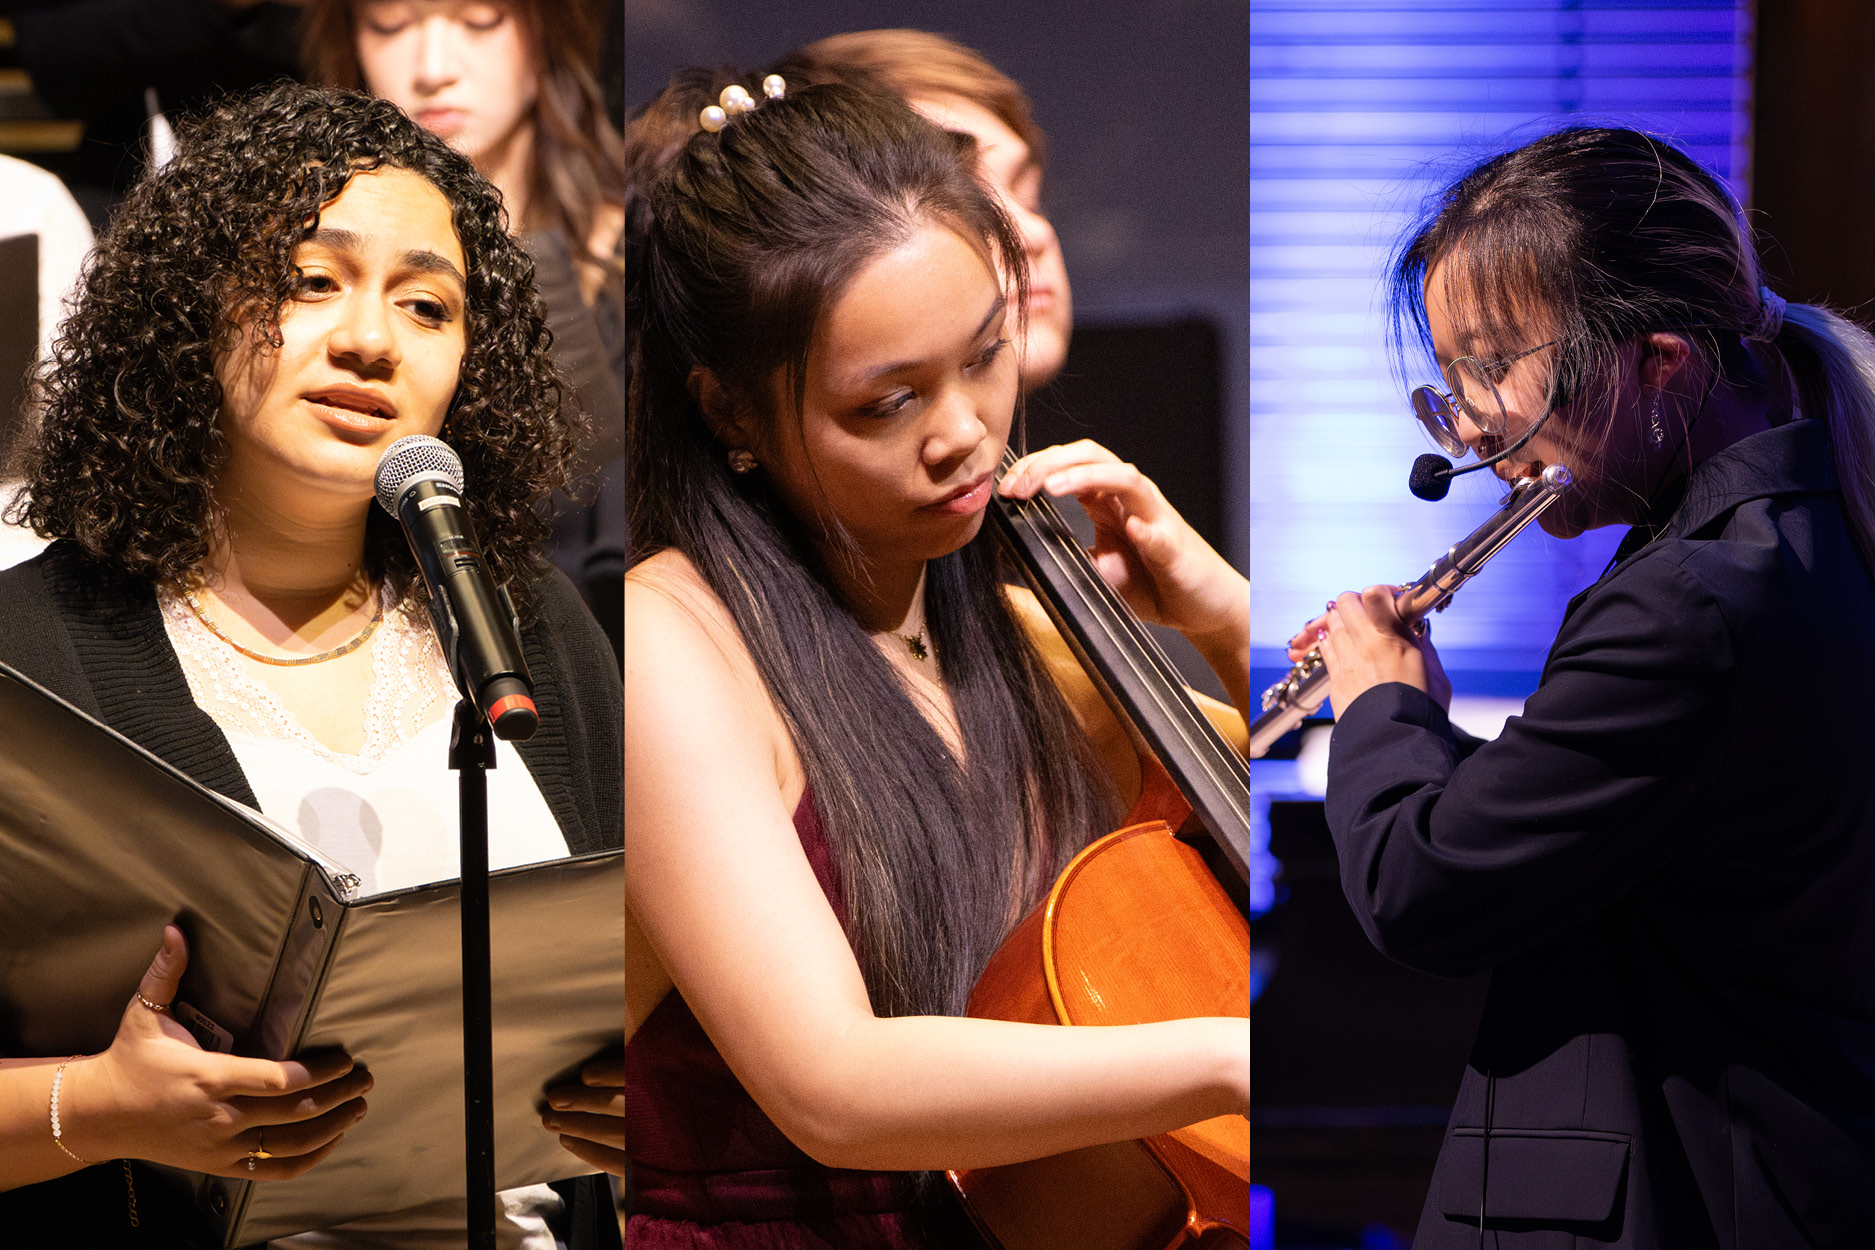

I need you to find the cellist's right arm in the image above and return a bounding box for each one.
[623,555,1247,1172]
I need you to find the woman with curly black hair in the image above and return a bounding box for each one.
[304,0,628,652]
[0,82,620,1248]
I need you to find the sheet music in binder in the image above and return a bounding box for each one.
[0,660,623,1245]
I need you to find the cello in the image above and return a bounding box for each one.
[948,451,1253,1250]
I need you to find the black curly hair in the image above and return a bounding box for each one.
[8,80,577,615]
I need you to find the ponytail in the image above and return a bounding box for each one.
[1769,303,1875,571]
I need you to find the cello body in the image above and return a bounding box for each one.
[951,454,1253,1247]
[947,804,1251,1248]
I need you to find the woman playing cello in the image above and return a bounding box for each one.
[623,77,1249,1246]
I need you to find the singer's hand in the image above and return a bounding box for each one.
[58,926,369,1180]
[1313,586,1452,717]
[999,441,1247,649]
[542,1054,624,1176]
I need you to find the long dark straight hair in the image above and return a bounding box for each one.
[629,79,1114,1019]
[1389,126,1875,567]
[304,0,625,278]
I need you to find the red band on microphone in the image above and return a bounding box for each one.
[488,693,537,724]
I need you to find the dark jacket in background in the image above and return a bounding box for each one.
[529,228,625,661]
[1326,417,1875,1248]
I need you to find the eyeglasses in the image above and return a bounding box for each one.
[1410,340,1558,456]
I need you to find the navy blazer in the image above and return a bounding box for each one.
[1326,418,1875,1248]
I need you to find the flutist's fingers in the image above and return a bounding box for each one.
[1357,585,1413,638]
[1317,585,1446,716]
[1351,586,1452,707]
[1287,611,1331,659]
[1291,586,1401,659]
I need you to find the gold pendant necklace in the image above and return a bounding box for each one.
[183,589,384,667]
[894,626,930,663]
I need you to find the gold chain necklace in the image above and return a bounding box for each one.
[183,589,385,667]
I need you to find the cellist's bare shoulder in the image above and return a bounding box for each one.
[623,550,812,1033]
[626,550,799,794]
[627,548,734,635]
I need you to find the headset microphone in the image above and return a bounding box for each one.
[1407,408,1557,501]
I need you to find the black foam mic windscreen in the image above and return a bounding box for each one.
[1409,453,1454,502]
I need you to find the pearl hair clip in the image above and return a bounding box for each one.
[700,75,786,133]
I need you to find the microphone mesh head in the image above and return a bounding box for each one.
[1409,453,1454,502]
[375,435,465,515]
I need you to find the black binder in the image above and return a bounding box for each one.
[0,660,622,1244]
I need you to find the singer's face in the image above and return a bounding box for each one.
[215,166,467,512]
[758,219,1016,567]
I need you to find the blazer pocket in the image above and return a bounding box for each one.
[1433,1128,1630,1224]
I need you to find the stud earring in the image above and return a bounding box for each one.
[728,449,758,474]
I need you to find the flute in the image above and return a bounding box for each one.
[1248,463,1573,759]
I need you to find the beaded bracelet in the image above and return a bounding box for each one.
[50,1056,90,1164]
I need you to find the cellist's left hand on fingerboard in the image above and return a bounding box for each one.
[999,440,1246,643]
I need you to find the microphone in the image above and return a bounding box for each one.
[1407,409,1558,502]
[1409,453,1455,502]
[375,435,538,740]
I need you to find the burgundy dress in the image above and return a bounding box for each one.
[623,794,988,1249]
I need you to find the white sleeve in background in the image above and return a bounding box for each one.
[0,152,95,362]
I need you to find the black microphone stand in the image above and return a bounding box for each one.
[449,699,498,1250]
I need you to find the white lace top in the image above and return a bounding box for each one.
[158,587,570,1249]
[159,587,569,894]
[163,583,451,772]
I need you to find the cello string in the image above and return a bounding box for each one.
[1011,487,1247,797]
[993,451,1250,809]
[998,449,1199,710]
[1001,467,1249,806]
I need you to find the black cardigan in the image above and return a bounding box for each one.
[0,540,622,1248]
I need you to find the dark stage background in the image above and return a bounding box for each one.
[1754,0,1875,316]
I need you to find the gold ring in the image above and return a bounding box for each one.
[134,992,171,1013]
[245,1129,272,1171]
